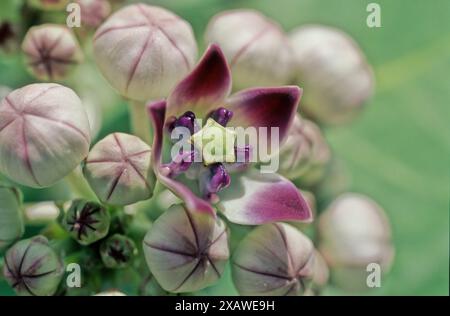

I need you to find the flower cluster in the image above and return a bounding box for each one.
[0,2,392,296]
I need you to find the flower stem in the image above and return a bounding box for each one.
[64,167,97,200]
[128,100,153,144]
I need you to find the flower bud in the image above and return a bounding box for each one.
[22,24,83,81]
[83,133,155,205]
[94,290,126,296]
[205,10,293,89]
[143,204,230,293]
[0,83,91,188]
[232,223,314,296]
[62,199,110,245]
[277,115,331,186]
[28,0,69,10]
[100,234,137,269]
[3,236,64,296]
[305,251,329,296]
[93,4,197,101]
[289,25,374,125]
[0,185,24,249]
[75,0,111,29]
[318,193,394,291]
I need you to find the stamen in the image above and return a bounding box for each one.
[208,107,233,126]
[199,163,231,202]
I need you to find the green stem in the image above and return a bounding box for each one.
[128,100,153,144]
[64,167,97,200]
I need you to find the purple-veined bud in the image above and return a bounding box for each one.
[276,115,330,186]
[93,4,197,101]
[205,10,293,89]
[62,199,110,245]
[143,204,230,293]
[83,133,155,206]
[199,163,231,202]
[75,0,111,29]
[3,236,64,296]
[305,250,329,296]
[289,25,374,125]
[207,107,233,127]
[22,24,83,81]
[0,83,91,188]
[100,234,138,269]
[28,0,69,10]
[0,185,24,250]
[318,193,394,291]
[232,223,315,296]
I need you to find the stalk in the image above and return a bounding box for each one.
[128,100,153,144]
[64,167,98,201]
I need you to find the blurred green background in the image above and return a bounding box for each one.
[0,0,449,295]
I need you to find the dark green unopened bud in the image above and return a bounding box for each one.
[0,185,24,249]
[100,234,137,269]
[3,236,63,296]
[62,200,110,245]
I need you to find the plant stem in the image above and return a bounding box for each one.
[128,100,153,144]
[64,167,97,200]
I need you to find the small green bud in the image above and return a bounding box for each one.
[100,234,137,269]
[62,199,110,245]
[0,185,24,249]
[232,223,315,296]
[3,236,63,296]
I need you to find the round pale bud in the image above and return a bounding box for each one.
[318,193,394,291]
[143,204,230,293]
[28,0,69,10]
[205,10,293,89]
[75,0,111,28]
[305,251,329,296]
[22,24,83,81]
[100,234,137,269]
[232,223,315,296]
[277,115,331,186]
[289,25,374,125]
[0,185,24,250]
[62,199,110,245]
[93,4,197,101]
[83,133,155,205]
[3,236,64,296]
[0,83,91,188]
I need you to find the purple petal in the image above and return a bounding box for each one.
[227,86,302,149]
[217,171,312,225]
[147,100,215,216]
[166,44,232,120]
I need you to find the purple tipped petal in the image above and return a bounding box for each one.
[166,44,232,120]
[217,171,312,225]
[199,163,231,202]
[227,86,302,152]
[207,107,233,126]
[147,100,215,216]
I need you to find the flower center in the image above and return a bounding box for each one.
[190,118,237,166]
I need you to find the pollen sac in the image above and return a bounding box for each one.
[100,234,138,269]
[93,4,197,101]
[276,115,331,186]
[83,133,155,206]
[199,163,231,202]
[143,204,230,293]
[62,199,110,246]
[0,83,91,188]
[232,223,315,296]
[318,193,394,291]
[22,24,83,81]
[289,25,374,125]
[0,185,24,250]
[3,236,64,296]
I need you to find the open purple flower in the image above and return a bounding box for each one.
[147,44,312,225]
